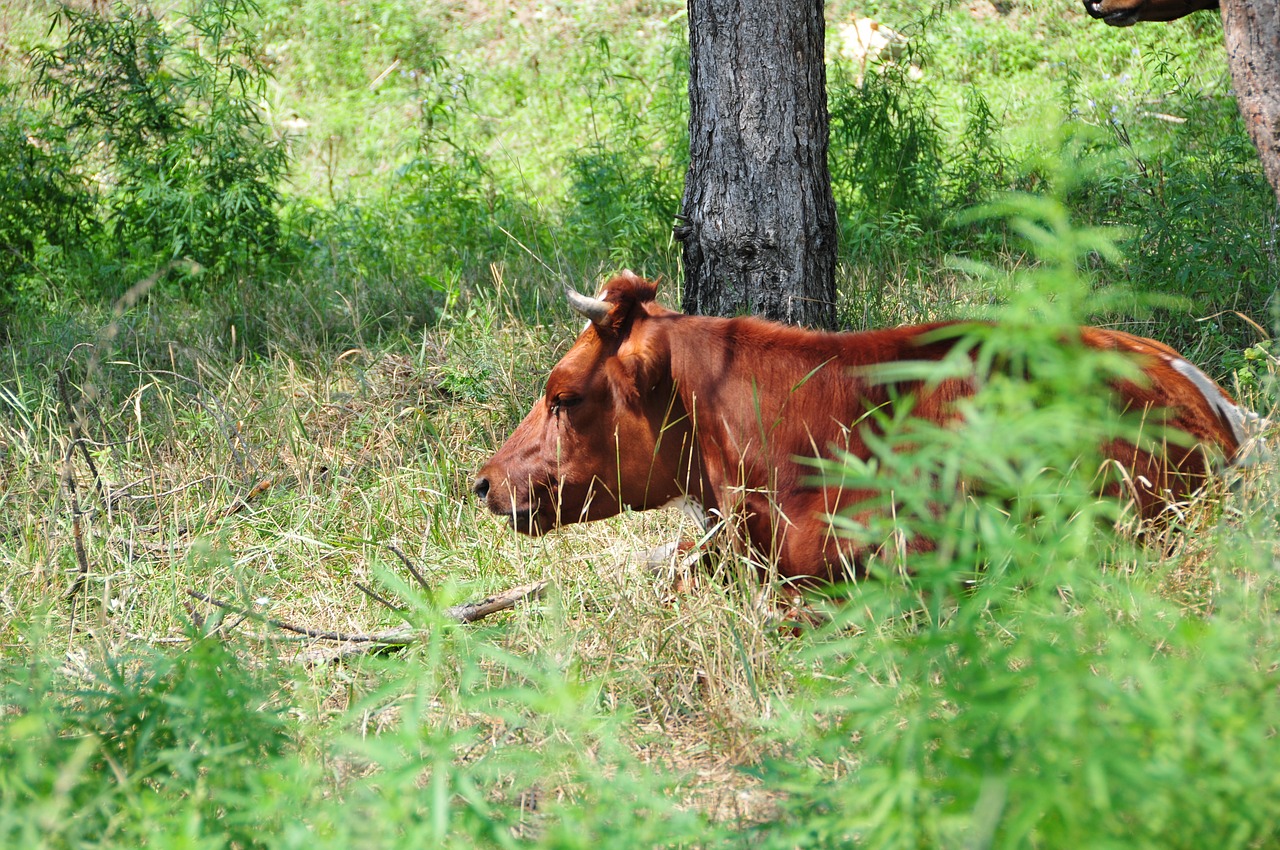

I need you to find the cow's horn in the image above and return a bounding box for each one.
[563,280,612,327]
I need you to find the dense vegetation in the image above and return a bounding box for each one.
[1,1,1278,847]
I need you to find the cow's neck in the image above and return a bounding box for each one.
[665,318,858,495]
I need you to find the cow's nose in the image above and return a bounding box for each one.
[472,477,490,500]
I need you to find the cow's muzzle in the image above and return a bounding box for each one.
[473,475,547,535]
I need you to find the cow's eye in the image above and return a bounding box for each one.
[550,393,582,417]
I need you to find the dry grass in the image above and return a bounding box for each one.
[3,262,1277,834]
[0,272,831,820]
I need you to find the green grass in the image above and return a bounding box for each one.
[2,0,1280,847]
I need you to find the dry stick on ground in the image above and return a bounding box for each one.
[442,579,551,623]
[355,581,406,613]
[187,590,415,643]
[186,579,551,660]
[57,364,104,609]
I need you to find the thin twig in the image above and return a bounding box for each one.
[58,264,173,609]
[110,474,219,502]
[442,579,550,623]
[289,580,554,666]
[386,543,433,593]
[186,590,417,644]
[57,369,108,510]
[355,581,406,614]
[186,579,551,649]
[61,438,91,604]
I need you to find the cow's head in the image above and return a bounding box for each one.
[473,272,694,535]
[1081,0,1218,26]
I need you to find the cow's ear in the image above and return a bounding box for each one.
[595,299,658,340]
[612,269,660,304]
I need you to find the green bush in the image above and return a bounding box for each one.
[757,193,1280,849]
[828,63,945,224]
[33,0,290,283]
[0,91,97,322]
[562,33,688,271]
[1048,37,1275,358]
[0,625,298,848]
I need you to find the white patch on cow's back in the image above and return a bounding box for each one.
[1168,356,1262,448]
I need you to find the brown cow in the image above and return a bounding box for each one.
[474,272,1254,583]
[1082,0,1219,27]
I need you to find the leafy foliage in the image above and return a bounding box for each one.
[0,625,297,848]
[759,194,1280,849]
[0,90,97,321]
[32,0,289,281]
[562,33,688,269]
[829,63,945,221]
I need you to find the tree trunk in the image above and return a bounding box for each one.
[1221,0,1280,204]
[676,0,839,328]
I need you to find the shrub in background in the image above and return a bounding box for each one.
[828,62,944,224]
[0,90,97,324]
[260,0,443,92]
[1053,37,1275,359]
[826,52,1017,281]
[32,0,290,284]
[562,33,688,273]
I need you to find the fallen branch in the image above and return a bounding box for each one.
[355,581,406,613]
[58,265,172,613]
[58,369,108,511]
[185,578,551,662]
[61,439,91,605]
[443,579,550,623]
[187,590,417,644]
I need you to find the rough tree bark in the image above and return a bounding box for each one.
[676,0,839,328]
[1220,1,1280,204]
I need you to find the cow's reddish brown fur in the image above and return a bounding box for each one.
[1082,0,1218,27]
[475,272,1247,582]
